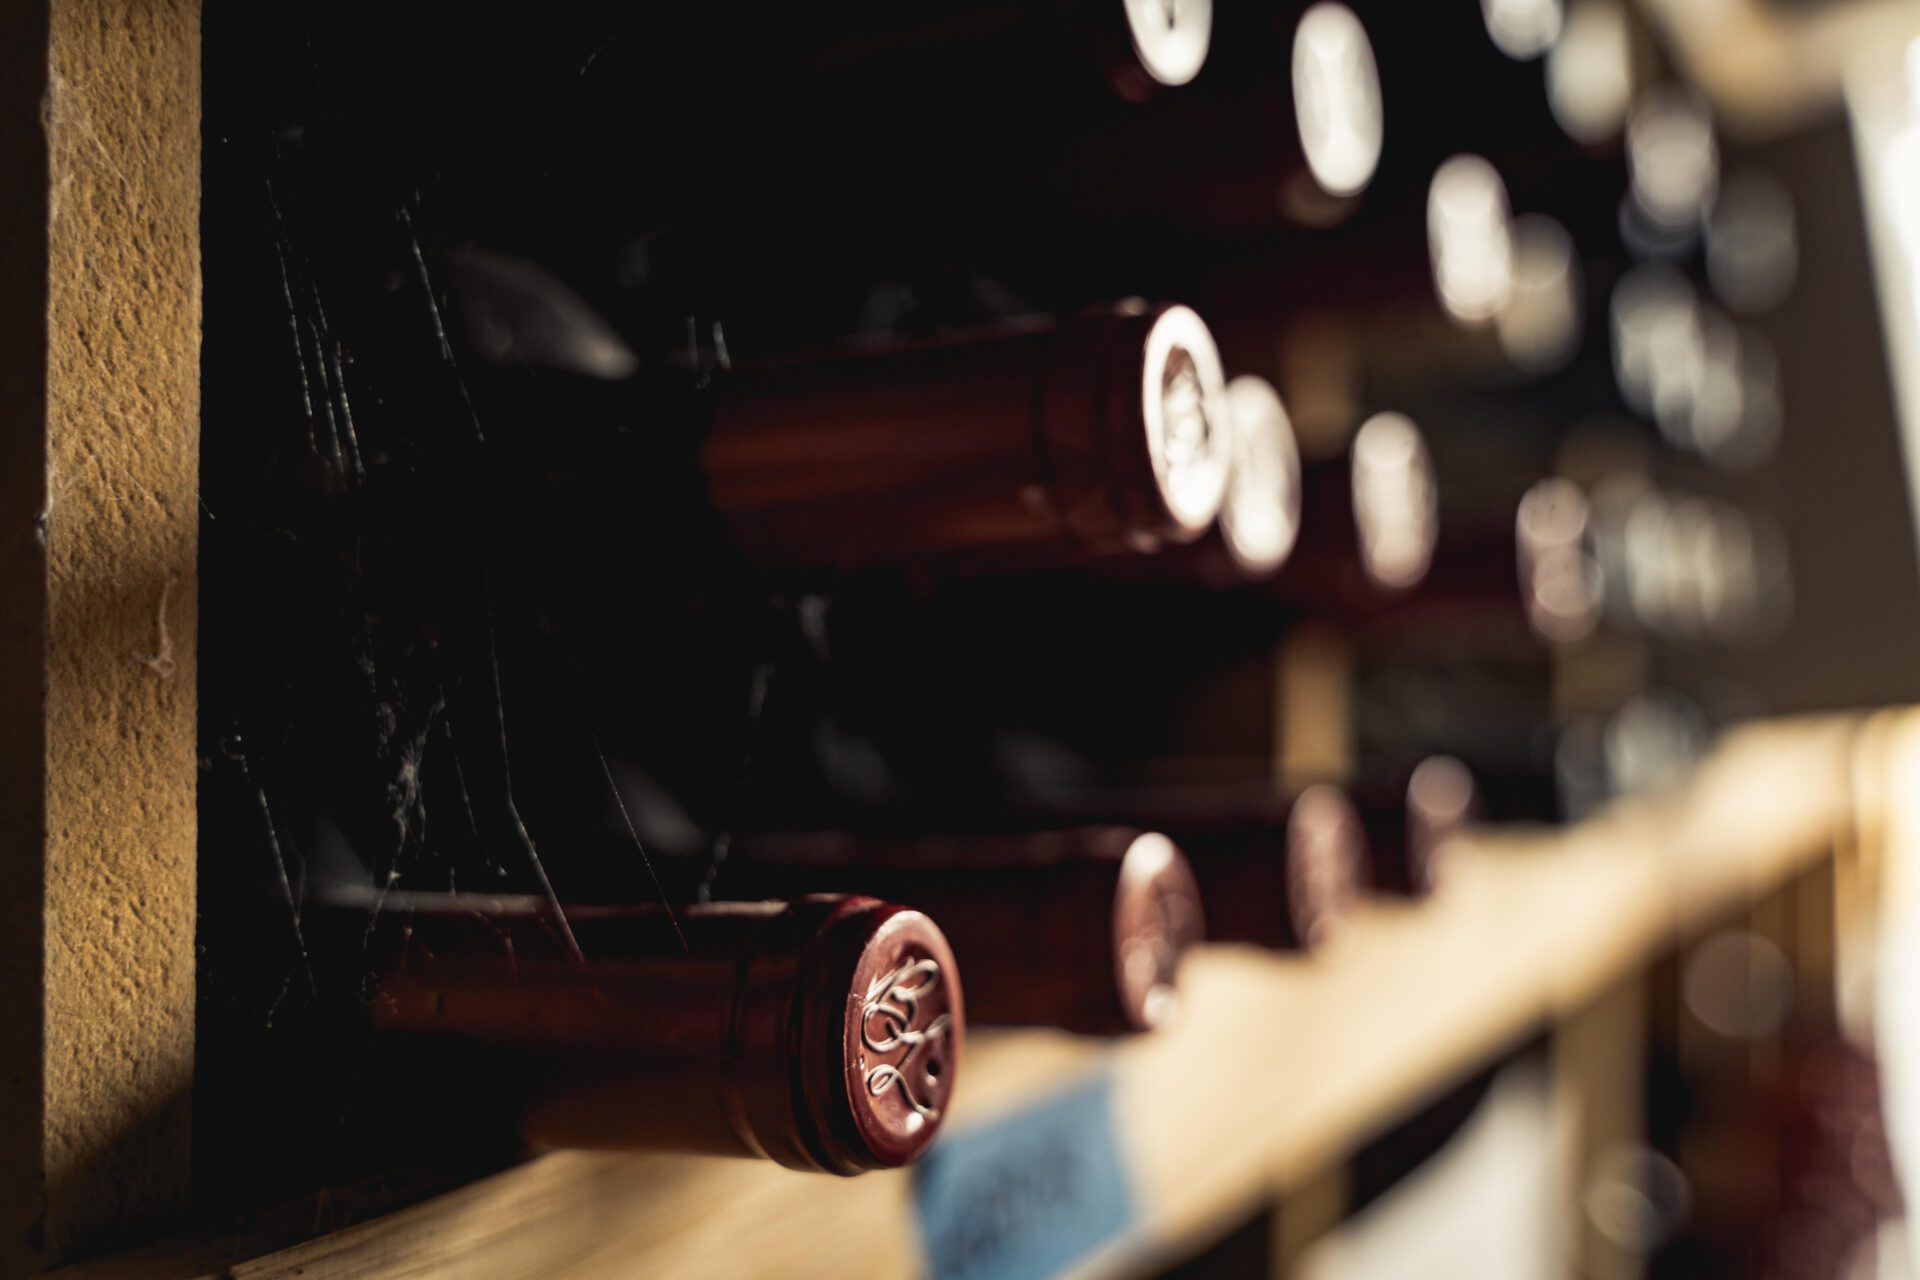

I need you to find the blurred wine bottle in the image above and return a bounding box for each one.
[1351,755,1480,897]
[1276,409,1441,609]
[1001,779,1367,951]
[1106,373,1306,586]
[719,827,1203,1034]
[1336,474,1603,645]
[1584,477,1793,647]
[1044,1,1384,233]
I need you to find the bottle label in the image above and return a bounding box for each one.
[911,1067,1137,1280]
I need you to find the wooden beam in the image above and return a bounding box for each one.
[0,0,201,1271]
[52,716,1864,1280]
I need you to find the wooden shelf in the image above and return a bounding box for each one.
[62,714,1874,1280]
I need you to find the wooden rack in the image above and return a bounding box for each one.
[62,711,1909,1280]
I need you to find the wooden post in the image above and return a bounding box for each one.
[1273,1165,1350,1277]
[1553,977,1648,1280]
[0,0,201,1271]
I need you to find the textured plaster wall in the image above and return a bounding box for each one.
[2,0,200,1271]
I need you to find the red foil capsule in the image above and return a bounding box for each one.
[371,893,962,1175]
[721,827,1204,1035]
[703,302,1233,571]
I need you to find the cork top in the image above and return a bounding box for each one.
[1285,785,1366,949]
[1221,375,1304,576]
[1139,305,1234,543]
[1292,3,1383,199]
[1123,0,1213,89]
[1350,411,1438,591]
[1516,478,1603,643]
[1405,756,1477,894]
[837,903,963,1169]
[1111,833,1206,1031]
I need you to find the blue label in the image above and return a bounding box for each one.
[912,1067,1136,1280]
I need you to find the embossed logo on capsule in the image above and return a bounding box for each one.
[860,957,952,1121]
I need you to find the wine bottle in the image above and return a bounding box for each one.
[703,301,1234,572]
[1353,755,1479,897]
[1044,0,1385,232]
[369,892,963,1174]
[1008,779,1366,950]
[1327,475,1604,645]
[719,827,1204,1034]
[1275,409,1441,606]
[1078,372,1303,586]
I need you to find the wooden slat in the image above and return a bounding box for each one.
[59,714,1873,1280]
[1,1,201,1272]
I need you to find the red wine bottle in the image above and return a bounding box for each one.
[1353,755,1479,897]
[704,302,1234,572]
[720,827,1204,1034]
[1003,778,1366,950]
[370,892,962,1174]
